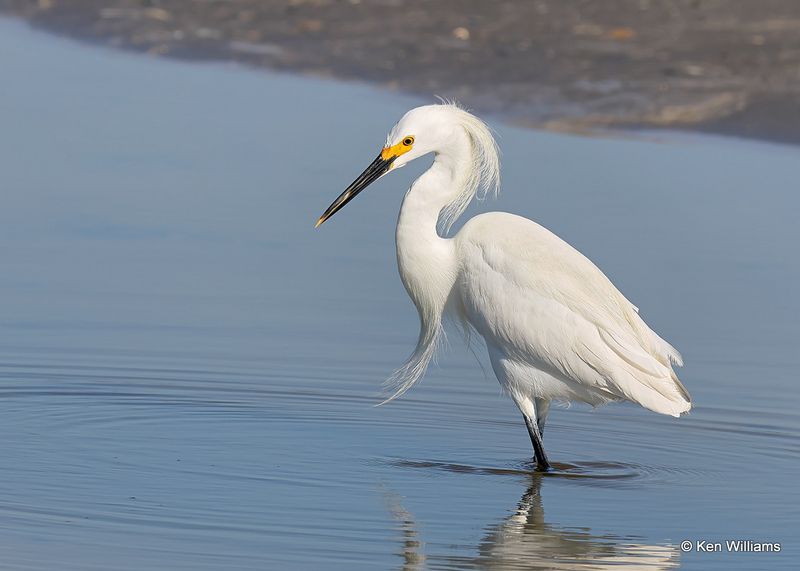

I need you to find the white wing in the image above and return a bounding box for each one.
[455,212,690,416]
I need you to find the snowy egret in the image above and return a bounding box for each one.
[316,103,691,470]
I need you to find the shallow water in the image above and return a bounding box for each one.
[1,19,798,570]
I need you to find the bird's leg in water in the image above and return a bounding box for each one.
[514,396,551,470]
[523,412,551,471]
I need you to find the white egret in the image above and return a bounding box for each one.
[316,103,691,470]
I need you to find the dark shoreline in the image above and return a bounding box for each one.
[4,0,800,145]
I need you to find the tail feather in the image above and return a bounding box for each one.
[587,325,692,417]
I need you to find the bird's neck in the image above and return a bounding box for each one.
[395,144,470,315]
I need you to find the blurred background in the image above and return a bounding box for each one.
[3,0,800,142]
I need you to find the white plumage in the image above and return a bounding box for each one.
[316,102,691,468]
[457,212,689,417]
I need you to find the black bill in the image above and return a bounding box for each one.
[315,154,395,227]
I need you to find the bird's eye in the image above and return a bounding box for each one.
[402,137,414,147]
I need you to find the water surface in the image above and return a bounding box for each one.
[0,19,798,570]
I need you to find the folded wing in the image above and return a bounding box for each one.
[456,213,691,417]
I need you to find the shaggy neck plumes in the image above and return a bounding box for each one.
[382,113,500,403]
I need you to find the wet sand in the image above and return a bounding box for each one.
[3,0,800,143]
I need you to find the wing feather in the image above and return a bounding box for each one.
[456,213,691,416]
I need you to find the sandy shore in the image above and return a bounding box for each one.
[4,0,800,143]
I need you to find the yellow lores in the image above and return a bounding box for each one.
[381,136,415,162]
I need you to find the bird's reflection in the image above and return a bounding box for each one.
[387,475,679,570]
[385,490,427,571]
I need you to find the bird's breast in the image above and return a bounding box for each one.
[395,231,457,317]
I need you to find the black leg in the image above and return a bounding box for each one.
[523,413,551,471]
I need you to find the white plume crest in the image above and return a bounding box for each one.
[436,102,501,235]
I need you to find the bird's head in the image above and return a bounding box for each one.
[315,104,498,229]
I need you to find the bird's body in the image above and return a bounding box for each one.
[455,212,689,417]
[317,103,690,468]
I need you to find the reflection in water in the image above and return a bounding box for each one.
[389,476,679,570]
[391,459,647,483]
[385,489,427,571]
